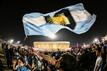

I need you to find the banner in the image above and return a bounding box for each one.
[22,3,96,37]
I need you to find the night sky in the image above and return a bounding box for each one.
[0,0,107,45]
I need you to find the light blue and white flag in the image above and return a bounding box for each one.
[22,3,96,37]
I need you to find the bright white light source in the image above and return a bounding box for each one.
[83,44,86,47]
[48,34,56,39]
[16,41,21,44]
[8,39,14,44]
[104,35,107,40]
[93,38,99,43]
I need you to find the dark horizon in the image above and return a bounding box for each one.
[0,0,107,45]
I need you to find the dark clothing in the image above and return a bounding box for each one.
[103,62,107,71]
[101,45,107,71]
[52,51,61,60]
[0,59,3,71]
[28,55,34,65]
[78,50,96,71]
[60,54,76,71]
[4,45,13,68]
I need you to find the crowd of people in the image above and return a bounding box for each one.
[0,36,107,71]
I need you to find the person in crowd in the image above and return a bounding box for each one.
[23,50,29,66]
[51,49,61,60]
[34,51,46,71]
[13,46,20,59]
[103,52,107,71]
[4,43,12,68]
[100,40,107,71]
[27,49,36,70]
[1,42,5,49]
[78,48,95,71]
[93,47,103,71]
[0,59,3,71]
[59,52,76,71]
[8,44,14,68]
[13,57,30,71]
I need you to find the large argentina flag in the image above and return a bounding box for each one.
[22,3,96,37]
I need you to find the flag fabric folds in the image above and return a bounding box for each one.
[22,3,96,37]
